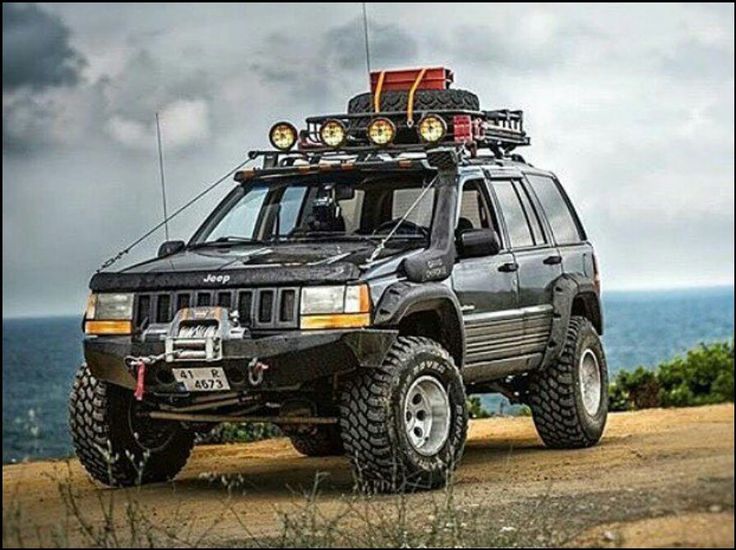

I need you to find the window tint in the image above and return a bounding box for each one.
[515,182,546,245]
[492,180,534,248]
[526,175,582,244]
[457,180,493,232]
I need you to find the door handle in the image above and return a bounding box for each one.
[498,262,519,273]
[543,255,562,265]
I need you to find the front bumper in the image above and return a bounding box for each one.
[85,329,397,393]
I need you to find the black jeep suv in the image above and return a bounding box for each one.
[70,70,607,492]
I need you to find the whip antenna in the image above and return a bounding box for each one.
[155,112,170,241]
[361,3,372,86]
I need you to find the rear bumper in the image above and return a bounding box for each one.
[84,329,397,392]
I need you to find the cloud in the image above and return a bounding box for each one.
[106,98,210,150]
[2,3,86,91]
[249,18,419,111]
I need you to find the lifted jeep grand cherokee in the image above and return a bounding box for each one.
[70,67,607,492]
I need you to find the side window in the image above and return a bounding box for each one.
[515,182,547,245]
[491,180,534,248]
[457,180,495,233]
[525,174,583,245]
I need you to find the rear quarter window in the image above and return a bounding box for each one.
[525,174,583,245]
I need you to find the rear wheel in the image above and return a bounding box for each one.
[69,364,194,487]
[339,337,468,493]
[528,316,609,448]
[289,425,344,457]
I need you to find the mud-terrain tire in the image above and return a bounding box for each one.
[528,316,608,449]
[347,89,480,114]
[69,364,195,487]
[339,337,468,493]
[289,425,344,457]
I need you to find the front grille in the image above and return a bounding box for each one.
[134,287,299,330]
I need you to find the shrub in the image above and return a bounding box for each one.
[608,341,734,411]
[657,341,734,407]
[609,367,661,411]
[467,396,492,419]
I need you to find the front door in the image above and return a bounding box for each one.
[451,178,519,379]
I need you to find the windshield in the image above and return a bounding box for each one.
[192,175,436,245]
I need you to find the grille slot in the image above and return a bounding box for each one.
[238,291,253,325]
[196,292,212,307]
[156,294,172,323]
[134,287,299,331]
[258,290,274,323]
[217,291,232,308]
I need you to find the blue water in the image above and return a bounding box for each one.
[3,286,734,463]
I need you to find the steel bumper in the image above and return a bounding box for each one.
[84,329,398,392]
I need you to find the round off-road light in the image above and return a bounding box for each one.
[269,122,298,151]
[319,119,347,148]
[417,114,447,144]
[367,117,396,146]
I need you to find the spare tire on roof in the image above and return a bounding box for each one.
[347,89,480,114]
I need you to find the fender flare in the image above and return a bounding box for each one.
[541,274,603,370]
[373,281,465,367]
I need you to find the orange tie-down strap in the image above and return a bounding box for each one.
[373,71,386,113]
[406,68,427,127]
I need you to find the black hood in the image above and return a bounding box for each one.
[90,241,401,292]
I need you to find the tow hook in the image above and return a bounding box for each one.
[247,358,269,387]
[125,351,180,401]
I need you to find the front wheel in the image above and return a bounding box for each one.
[339,337,468,493]
[69,364,195,486]
[528,316,609,448]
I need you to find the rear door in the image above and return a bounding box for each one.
[524,173,593,284]
[487,177,560,362]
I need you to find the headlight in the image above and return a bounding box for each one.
[269,121,298,151]
[367,117,396,146]
[319,119,347,148]
[300,284,371,329]
[84,293,134,335]
[417,114,447,143]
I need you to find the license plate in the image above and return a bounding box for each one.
[172,367,230,392]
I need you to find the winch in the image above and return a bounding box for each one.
[160,306,247,362]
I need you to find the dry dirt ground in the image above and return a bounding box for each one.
[3,404,734,547]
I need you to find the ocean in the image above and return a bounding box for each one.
[3,286,733,464]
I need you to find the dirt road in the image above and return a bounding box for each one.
[3,404,734,547]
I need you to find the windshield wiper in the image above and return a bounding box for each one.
[189,236,266,248]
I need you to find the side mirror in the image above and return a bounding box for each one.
[157,240,185,258]
[457,229,501,258]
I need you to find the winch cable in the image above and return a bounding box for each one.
[96,156,255,272]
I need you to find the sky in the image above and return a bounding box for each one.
[2,2,734,317]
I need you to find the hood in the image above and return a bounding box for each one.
[89,241,412,292]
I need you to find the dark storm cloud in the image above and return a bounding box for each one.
[2,3,86,91]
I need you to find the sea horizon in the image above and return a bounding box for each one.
[3,283,734,321]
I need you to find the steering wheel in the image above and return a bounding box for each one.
[372,219,430,238]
